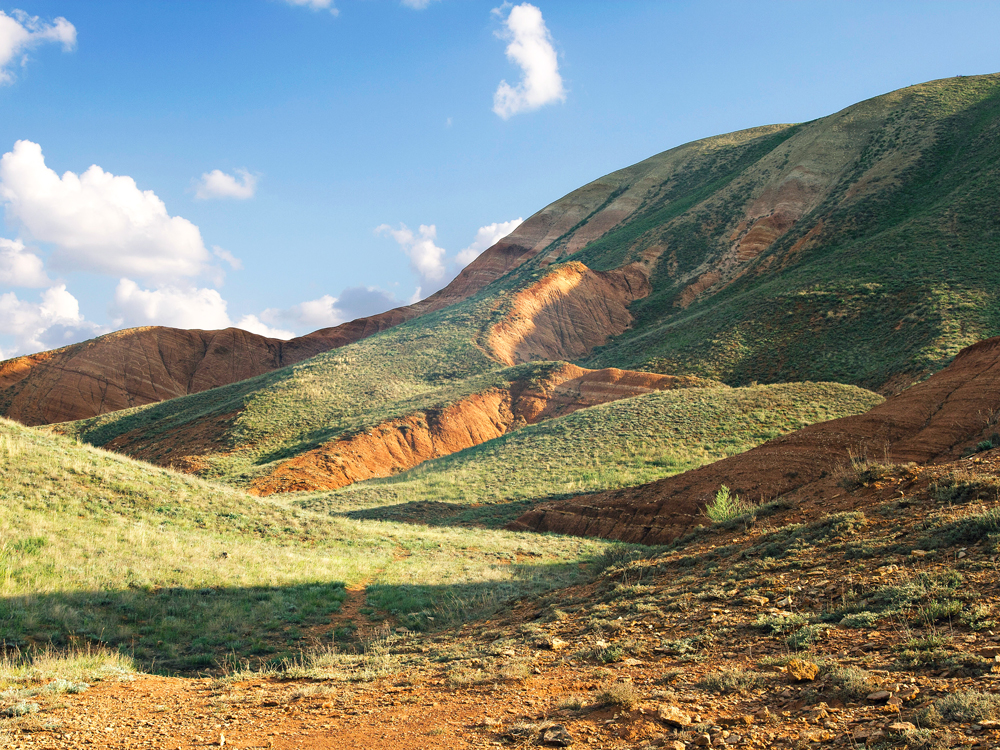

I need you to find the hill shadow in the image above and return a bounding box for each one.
[0,559,600,675]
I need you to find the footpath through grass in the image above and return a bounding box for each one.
[0,419,609,673]
[295,382,883,528]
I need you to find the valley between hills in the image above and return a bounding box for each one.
[2,74,1000,749]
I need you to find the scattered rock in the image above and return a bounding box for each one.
[743,595,770,606]
[657,705,692,728]
[866,691,892,702]
[693,734,712,747]
[787,658,820,681]
[887,722,916,734]
[542,725,573,747]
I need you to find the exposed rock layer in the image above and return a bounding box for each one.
[248,365,712,496]
[511,336,1000,544]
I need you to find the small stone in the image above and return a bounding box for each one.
[665,743,686,750]
[910,549,928,557]
[541,725,573,747]
[979,719,1000,729]
[867,691,892,702]
[743,595,770,607]
[657,705,692,728]
[548,637,569,651]
[887,722,915,734]
[694,734,712,748]
[787,658,820,681]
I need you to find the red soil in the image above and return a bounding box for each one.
[250,365,710,496]
[511,335,1000,544]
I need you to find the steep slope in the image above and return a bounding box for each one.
[512,335,1000,544]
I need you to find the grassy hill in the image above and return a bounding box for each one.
[0,418,608,673]
[53,73,1000,499]
[296,381,882,528]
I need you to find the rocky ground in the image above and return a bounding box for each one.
[3,451,1000,749]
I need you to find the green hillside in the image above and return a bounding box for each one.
[0,418,607,672]
[296,381,883,528]
[61,74,1000,489]
[583,75,1000,387]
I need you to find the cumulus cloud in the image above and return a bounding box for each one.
[0,140,213,282]
[212,246,243,270]
[0,10,76,85]
[282,0,339,15]
[375,223,448,286]
[377,217,524,299]
[492,3,565,119]
[0,284,99,357]
[257,286,399,334]
[112,279,231,330]
[195,169,258,200]
[455,218,523,267]
[0,237,50,287]
[234,314,295,340]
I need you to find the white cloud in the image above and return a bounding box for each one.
[195,169,258,200]
[0,10,76,85]
[0,237,50,287]
[258,287,399,334]
[112,279,231,330]
[401,0,440,8]
[455,218,523,267]
[492,3,565,119]
[0,140,213,282]
[234,314,294,340]
[212,246,243,270]
[375,223,448,285]
[0,284,98,356]
[282,0,339,15]
[377,217,524,299]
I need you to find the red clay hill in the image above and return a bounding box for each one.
[511,335,1000,544]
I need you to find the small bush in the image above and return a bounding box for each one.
[705,485,755,523]
[787,624,831,650]
[929,690,1000,723]
[596,682,641,710]
[755,612,807,635]
[839,610,883,628]
[2,701,39,717]
[698,669,768,693]
[828,666,878,701]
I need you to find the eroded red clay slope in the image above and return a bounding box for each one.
[511,336,1000,544]
[247,365,715,495]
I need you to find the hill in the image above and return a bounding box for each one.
[9,73,1000,434]
[295,380,882,528]
[0,417,608,673]
[513,334,1000,543]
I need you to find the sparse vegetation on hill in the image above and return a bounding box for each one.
[296,382,882,527]
[0,418,607,673]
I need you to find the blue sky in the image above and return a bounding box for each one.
[1,0,999,357]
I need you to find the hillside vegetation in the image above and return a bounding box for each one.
[0,418,608,673]
[297,382,882,528]
[49,74,1000,490]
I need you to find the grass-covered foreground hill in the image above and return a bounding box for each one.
[0,418,610,673]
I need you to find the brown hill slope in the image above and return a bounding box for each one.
[511,335,1000,544]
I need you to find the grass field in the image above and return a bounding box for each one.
[295,382,883,528]
[0,418,609,673]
